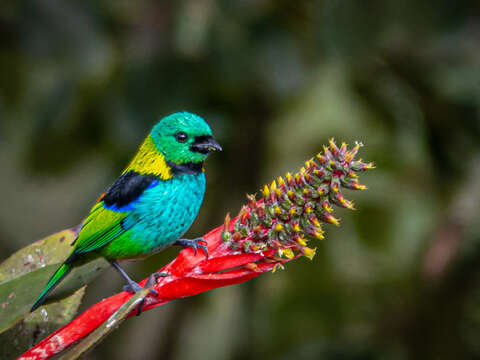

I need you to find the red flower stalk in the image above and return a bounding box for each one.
[18,139,373,360]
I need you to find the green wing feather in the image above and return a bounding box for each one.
[70,202,131,256]
[31,203,132,312]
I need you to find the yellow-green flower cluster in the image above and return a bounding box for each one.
[221,139,373,261]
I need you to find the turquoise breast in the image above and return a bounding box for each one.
[121,173,206,257]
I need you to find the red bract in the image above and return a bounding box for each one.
[18,139,373,360]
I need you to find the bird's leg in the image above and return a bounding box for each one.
[110,261,161,316]
[174,237,209,258]
[110,261,159,295]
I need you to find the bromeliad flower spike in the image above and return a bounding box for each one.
[19,139,373,360]
[221,139,373,263]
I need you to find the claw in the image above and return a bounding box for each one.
[123,282,143,293]
[123,281,158,296]
[110,260,161,316]
[174,238,209,258]
[145,272,169,288]
[123,278,161,316]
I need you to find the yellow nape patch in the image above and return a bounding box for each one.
[123,136,173,180]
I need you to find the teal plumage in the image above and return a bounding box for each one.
[31,112,221,312]
[103,173,206,259]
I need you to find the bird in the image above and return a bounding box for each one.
[31,112,222,312]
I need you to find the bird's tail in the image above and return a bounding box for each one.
[31,263,71,312]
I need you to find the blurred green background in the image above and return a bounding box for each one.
[1,0,480,359]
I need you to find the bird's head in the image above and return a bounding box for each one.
[151,112,222,165]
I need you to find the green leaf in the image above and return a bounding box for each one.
[0,258,108,333]
[0,227,109,353]
[0,228,79,284]
[0,287,85,359]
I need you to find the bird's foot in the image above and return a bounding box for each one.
[123,279,160,316]
[123,281,147,293]
[174,238,209,258]
[145,271,169,287]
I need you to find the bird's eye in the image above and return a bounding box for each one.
[175,132,188,143]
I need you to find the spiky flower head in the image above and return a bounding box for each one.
[222,139,374,262]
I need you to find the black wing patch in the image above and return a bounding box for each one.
[103,171,159,208]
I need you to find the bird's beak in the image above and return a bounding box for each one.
[190,135,222,154]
